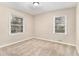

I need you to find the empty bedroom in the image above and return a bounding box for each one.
[0,2,79,56]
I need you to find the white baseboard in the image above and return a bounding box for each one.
[0,36,76,48]
[34,37,76,47]
[0,36,34,48]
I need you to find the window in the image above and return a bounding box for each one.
[11,15,23,33]
[53,16,67,34]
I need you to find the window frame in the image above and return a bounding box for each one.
[53,16,67,35]
[9,14,25,35]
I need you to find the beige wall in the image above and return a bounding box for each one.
[0,7,33,46]
[34,8,76,45]
[76,3,79,53]
[0,6,76,47]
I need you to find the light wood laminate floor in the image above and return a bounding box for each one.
[0,39,78,56]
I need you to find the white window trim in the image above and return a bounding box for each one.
[53,16,67,35]
[8,13,25,35]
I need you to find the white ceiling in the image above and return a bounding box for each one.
[0,2,77,15]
